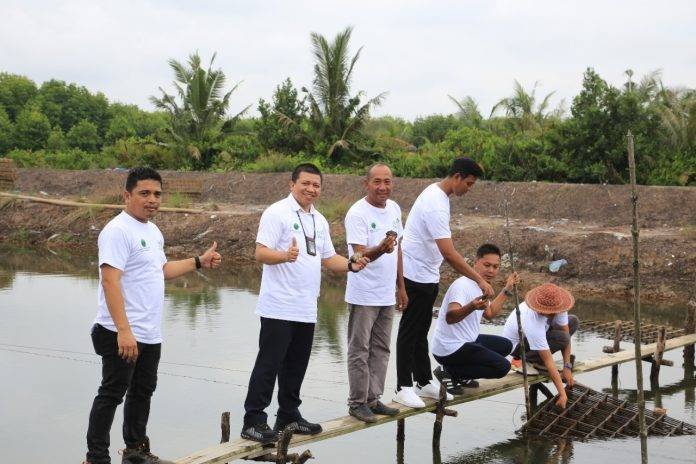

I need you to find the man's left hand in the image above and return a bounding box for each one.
[562,367,574,387]
[396,286,408,311]
[199,241,222,269]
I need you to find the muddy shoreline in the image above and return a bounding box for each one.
[1,168,694,305]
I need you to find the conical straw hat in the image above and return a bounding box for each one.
[525,283,575,315]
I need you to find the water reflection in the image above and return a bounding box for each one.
[442,436,574,464]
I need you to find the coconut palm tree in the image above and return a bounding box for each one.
[151,52,249,169]
[448,95,483,128]
[491,80,561,133]
[281,27,386,163]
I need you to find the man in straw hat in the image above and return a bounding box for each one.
[501,283,579,409]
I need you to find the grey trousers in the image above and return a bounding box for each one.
[347,304,395,407]
[513,315,580,363]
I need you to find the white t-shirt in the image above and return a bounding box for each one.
[501,303,569,351]
[95,211,167,344]
[256,194,336,323]
[344,198,403,306]
[431,276,483,357]
[402,183,451,284]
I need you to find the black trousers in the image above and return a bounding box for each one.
[396,278,439,388]
[434,334,512,381]
[243,317,315,427]
[86,324,161,464]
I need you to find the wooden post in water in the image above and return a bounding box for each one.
[612,321,622,397]
[432,383,446,450]
[627,130,648,464]
[396,418,405,464]
[650,327,666,383]
[685,302,695,367]
[504,196,532,419]
[220,412,230,443]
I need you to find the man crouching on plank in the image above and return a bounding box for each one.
[241,163,370,444]
[502,283,579,409]
[431,244,518,395]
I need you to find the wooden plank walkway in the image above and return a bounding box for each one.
[175,333,696,464]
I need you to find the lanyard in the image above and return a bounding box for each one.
[296,211,317,256]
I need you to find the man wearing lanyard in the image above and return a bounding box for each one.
[242,163,369,443]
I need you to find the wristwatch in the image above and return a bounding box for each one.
[348,261,358,273]
[194,256,202,269]
[563,362,573,370]
[503,287,513,297]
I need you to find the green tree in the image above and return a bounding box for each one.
[34,80,110,135]
[0,106,14,153]
[300,26,386,163]
[491,80,562,133]
[150,52,249,169]
[0,73,37,121]
[448,95,483,128]
[105,103,168,143]
[46,126,66,151]
[67,119,101,152]
[257,78,310,153]
[14,105,51,150]
[411,114,461,146]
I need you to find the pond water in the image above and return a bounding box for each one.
[0,247,694,464]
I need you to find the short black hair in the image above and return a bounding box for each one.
[448,157,484,178]
[291,163,322,183]
[125,167,162,192]
[476,243,501,259]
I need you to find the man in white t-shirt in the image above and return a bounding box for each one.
[431,244,518,394]
[242,163,369,444]
[394,157,494,408]
[344,163,406,423]
[502,283,579,409]
[84,167,221,464]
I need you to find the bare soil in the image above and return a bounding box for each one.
[1,168,694,305]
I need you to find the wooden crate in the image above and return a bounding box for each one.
[0,158,16,191]
[162,177,203,198]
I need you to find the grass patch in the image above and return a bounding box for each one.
[681,225,696,240]
[163,192,191,209]
[316,197,353,224]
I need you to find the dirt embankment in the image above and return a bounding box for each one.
[1,168,694,304]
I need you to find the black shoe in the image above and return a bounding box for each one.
[241,423,279,444]
[274,416,323,435]
[349,404,378,423]
[121,439,174,464]
[434,366,464,395]
[370,400,399,416]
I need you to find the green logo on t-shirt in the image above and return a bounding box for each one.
[371,222,376,229]
[294,223,299,230]
[140,239,147,247]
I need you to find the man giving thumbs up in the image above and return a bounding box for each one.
[242,163,369,444]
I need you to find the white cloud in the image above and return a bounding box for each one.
[1,0,694,119]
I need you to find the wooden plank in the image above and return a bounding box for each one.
[174,333,696,464]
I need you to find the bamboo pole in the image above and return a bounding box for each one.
[627,130,648,463]
[503,196,532,418]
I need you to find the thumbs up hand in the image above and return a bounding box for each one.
[199,241,222,269]
[285,236,299,263]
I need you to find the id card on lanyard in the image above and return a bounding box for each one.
[296,211,317,256]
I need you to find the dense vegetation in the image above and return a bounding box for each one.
[0,27,693,185]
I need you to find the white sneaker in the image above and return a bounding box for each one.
[393,387,426,408]
[415,380,453,401]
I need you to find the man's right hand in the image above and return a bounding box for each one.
[286,237,299,262]
[469,297,489,311]
[118,330,138,363]
[555,392,568,409]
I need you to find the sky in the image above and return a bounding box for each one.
[2,0,695,120]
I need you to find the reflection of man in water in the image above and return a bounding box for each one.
[84,167,221,464]
[242,163,369,444]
